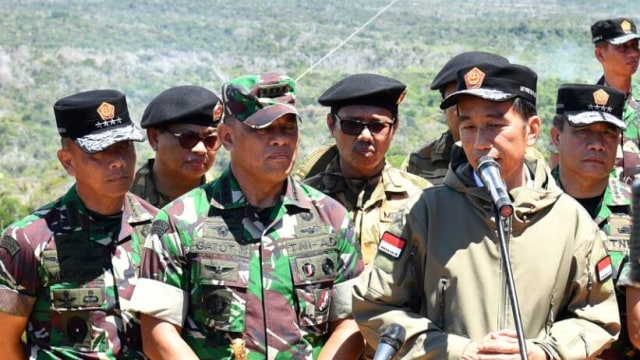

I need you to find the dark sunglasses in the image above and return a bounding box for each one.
[163,129,219,150]
[333,113,395,136]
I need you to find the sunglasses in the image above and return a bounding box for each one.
[163,129,219,150]
[333,113,395,136]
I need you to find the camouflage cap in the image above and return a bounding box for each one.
[556,83,626,130]
[591,18,640,45]
[221,73,300,128]
[54,89,144,153]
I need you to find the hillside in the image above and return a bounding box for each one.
[1,0,639,228]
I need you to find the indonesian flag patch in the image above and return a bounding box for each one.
[596,256,613,283]
[379,232,406,258]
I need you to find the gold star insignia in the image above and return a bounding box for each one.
[621,20,632,33]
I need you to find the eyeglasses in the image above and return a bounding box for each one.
[163,129,219,150]
[333,113,395,136]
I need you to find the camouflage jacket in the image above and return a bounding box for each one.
[552,167,637,359]
[130,168,364,360]
[130,158,210,209]
[303,151,429,265]
[0,185,157,359]
[400,130,454,185]
[597,76,640,183]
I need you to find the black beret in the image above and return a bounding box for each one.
[430,51,509,92]
[318,73,406,114]
[54,89,144,153]
[440,62,537,109]
[140,85,221,129]
[556,84,626,130]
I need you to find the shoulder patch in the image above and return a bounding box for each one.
[150,220,171,236]
[0,235,21,257]
[596,256,613,283]
[378,231,405,259]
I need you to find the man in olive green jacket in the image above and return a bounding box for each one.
[353,62,619,359]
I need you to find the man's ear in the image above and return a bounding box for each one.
[147,128,160,151]
[218,123,234,151]
[594,47,605,63]
[57,147,75,177]
[526,115,541,146]
[326,113,337,137]
[550,126,561,147]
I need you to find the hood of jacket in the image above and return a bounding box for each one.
[443,144,564,236]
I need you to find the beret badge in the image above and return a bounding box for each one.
[464,67,485,89]
[592,89,609,106]
[97,102,115,121]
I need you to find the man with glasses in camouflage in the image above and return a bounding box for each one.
[131,85,223,208]
[301,73,429,267]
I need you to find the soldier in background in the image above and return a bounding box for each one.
[550,18,640,181]
[130,85,222,208]
[130,73,364,359]
[551,83,637,359]
[401,51,509,184]
[301,73,429,266]
[0,89,157,359]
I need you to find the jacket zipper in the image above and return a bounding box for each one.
[437,277,449,329]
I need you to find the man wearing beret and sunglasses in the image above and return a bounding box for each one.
[131,85,223,208]
[300,73,430,268]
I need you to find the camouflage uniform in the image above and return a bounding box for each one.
[131,169,363,359]
[552,167,638,359]
[130,158,211,208]
[0,186,157,359]
[303,146,429,265]
[400,130,454,185]
[597,77,640,183]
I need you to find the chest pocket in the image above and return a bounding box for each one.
[288,213,338,335]
[606,213,632,278]
[188,213,250,333]
[607,213,631,251]
[42,233,108,350]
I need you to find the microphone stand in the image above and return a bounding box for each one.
[494,204,528,360]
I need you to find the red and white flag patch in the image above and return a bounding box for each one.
[379,232,406,258]
[596,256,613,283]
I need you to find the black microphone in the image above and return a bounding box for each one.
[476,156,514,217]
[630,179,640,282]
[373,324,406,360]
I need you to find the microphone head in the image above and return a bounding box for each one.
[477,155,499,172]
[380,324,406,351]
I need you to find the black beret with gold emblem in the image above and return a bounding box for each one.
[318,73,407,115]
[54,89,144,153]
[556,83,626,130]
